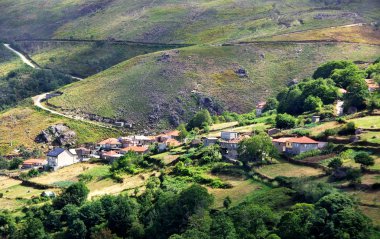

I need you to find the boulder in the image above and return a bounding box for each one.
[35,124,77,146]
[235,67,248,77]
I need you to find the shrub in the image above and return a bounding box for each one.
[294,149,322,160]
[276,113,297,129]
[291,129,311,137]
[338,122,356,135]
[78,174,93,183]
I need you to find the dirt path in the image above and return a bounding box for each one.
[4,43,112,129]
[3,43,39,68]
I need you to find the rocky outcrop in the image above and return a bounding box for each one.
[35,124,77,146]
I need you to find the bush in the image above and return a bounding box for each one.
[293,149,322,160]
[338,122,356,135]
[291,129,311,137]
[276,114,297,129]
[78,174,93,183]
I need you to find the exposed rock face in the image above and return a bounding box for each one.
[35,124,77,146]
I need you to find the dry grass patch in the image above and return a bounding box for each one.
[207,175,265,208]
[255,160,324,178]
[266,25,380,45]
[88,171,157,199]
[0,176,22,190]
[359,206,380,227]
[309,121,340,137]
[31,163,101,185]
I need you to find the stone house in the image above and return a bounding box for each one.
[22,159,47,169]
[272,136,320,155]
[255,101,266,117]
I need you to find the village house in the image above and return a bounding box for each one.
[75,147,91,161]
[272,136,321,155]
[22,158,47,169]
[120,146,149,155]
[311,116,320,123]
[203,137,218,147]
[97,138,122,150]
[101,150,123,162]
[255,101,266,117]
[47,148,79,170]
[219,132,249,160]
[221,131,239,141]
[365,79,379,92]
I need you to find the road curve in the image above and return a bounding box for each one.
[3,43,39,68]
[4,43,111,129]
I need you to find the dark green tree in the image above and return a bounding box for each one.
[331,64,366,88]
[277,203,315,239]
[79,201,106,230]
[354,152,375,170]
[344,79,370,110]
[66,219,87,239]
[53,182,89,209]
[238,133,278,165]
[327,157,342,170]
[210,212,237,239]
[313,60,355,79]
[316,193,354,214]
[275,113,297,129]
[263,97,278,112]
[304,95,323,111]
[223,196,232,209]
[187,109,213,130]
[0,213,15,238]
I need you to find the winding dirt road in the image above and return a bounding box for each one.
[4,43,111,129]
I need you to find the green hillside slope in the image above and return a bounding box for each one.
[1,0,379,43]
[48,42,380,130]
[14,41,179,77]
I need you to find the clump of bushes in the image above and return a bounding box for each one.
[293,149,322,160]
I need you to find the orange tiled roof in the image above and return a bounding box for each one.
[103,150,119,156]
[98,138,120,145]
[23,159,46,165]
[121,146,148,153]
[165,138,181,146]
[287,136,319,144]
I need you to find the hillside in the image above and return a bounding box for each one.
[13,40,182,78]
[48,42,380,130]
[1,0,379,43]
[0,105,120,154]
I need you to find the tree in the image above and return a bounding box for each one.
[177,123,189,141]
[187,109,213,130]
[344,79,370,110]
[0,213,15,238]
[66,219,87,239]
[263,97,278,112]
[53,182,89,209]
[331,64,366,88]
[316,193,354,214]
[79,201,105,230]
[313,60,355,79]
[210,213,237,239]
[8,157,23,170]
[108,195,139,238]
[332,208,371,239]
[44,210,62,232]
[277,203,315,239]
[62,204,80,224]
[304,95,323,112]
[238,133,278,165]
[354,152,375,170]
[17,218,47,239]
[327,157,342,170]
[223,196,232,209]
[275,113,297,129]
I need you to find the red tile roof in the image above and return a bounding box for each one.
[121,146,148,153]
[273,136,319,144]
[103,151,119,156]
[287,136,319,144]
[165,138,181,146]
[98,138,120,145]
